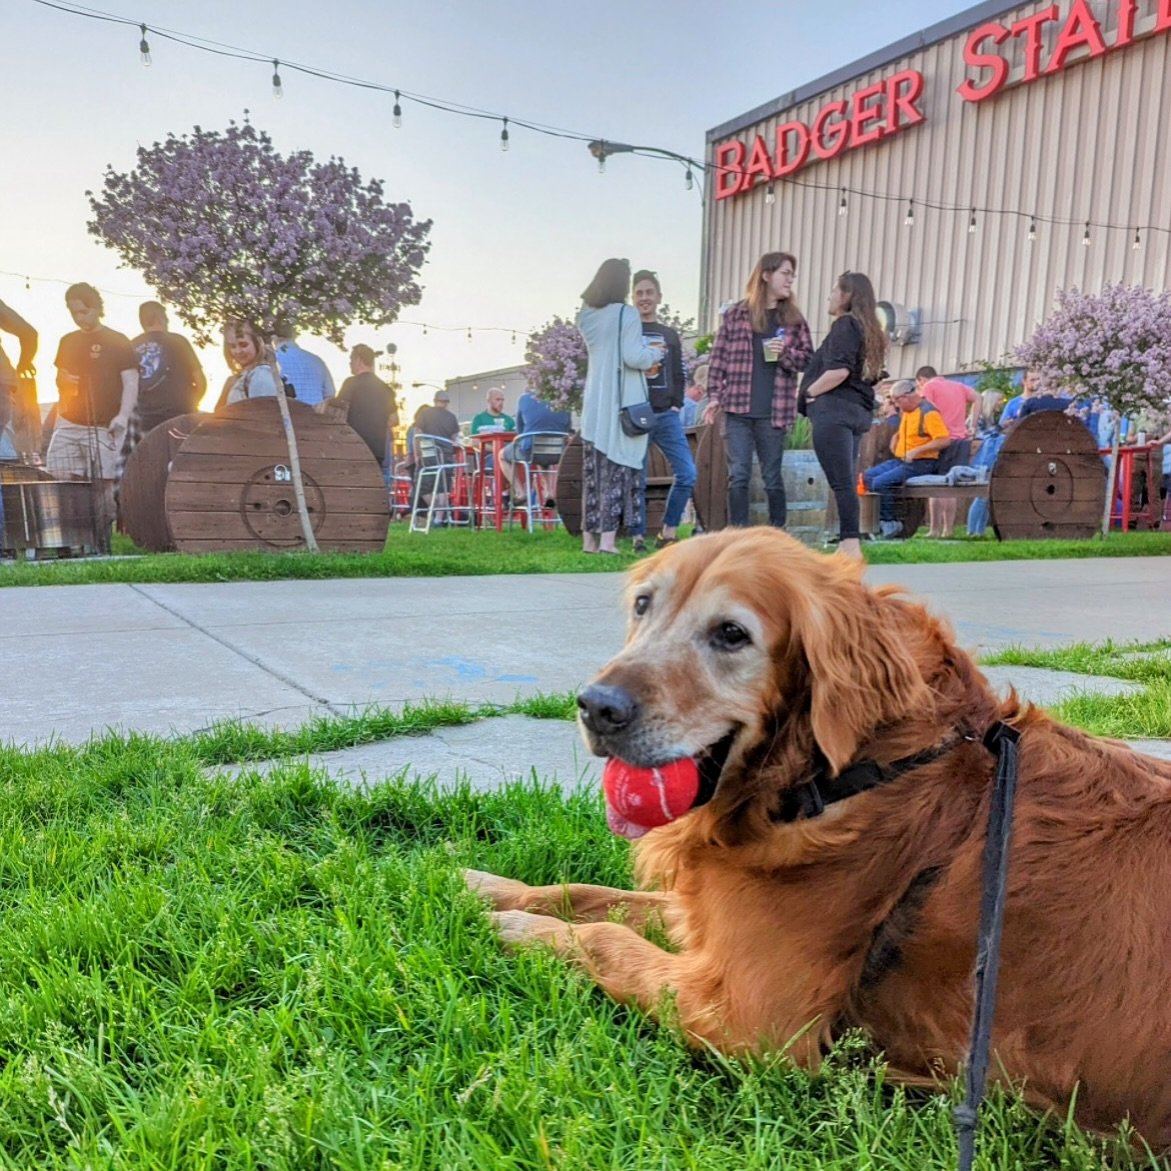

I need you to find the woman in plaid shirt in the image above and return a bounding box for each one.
[703,252,813,528]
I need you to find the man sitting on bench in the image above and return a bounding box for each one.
[863,378,951,539]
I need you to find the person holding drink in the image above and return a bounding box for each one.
[627,269,696,552]
[704,251,813,528]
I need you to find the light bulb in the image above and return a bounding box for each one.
[500,118,509,152]
[393,91,402,128]
[968,208,977,234]
[597,154,606,174]
[1082,222,1091,247]
[685,169,694,191]
[1028,219,1037,242]
[838,188,847,216]
[272,60,283,99]
[904,200,914,226]
[764,183,775,205]
[139,24,151,66]
[1133,228,1141,251]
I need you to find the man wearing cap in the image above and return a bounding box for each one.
[413,389,460,443]
[337,344,398,468]
[862,378,951,539]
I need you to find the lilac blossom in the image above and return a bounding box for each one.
[524,317,587,413]
[1016,284,1171,418]
[87,118,431,346]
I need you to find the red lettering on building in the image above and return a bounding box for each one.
[1011,5,1060,80]
[961,0,1168,102]
[1116,0,1139,45]
[812,100,849,159]
[773,122,810,177]
[714,70,926,199]
[849,82,887,146]
[714,141,746,199]
[1049,0,1108,70]
[957,22,1012,101]
[887,69,926,129]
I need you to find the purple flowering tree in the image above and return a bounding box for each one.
[1016,283,1171,533]
[87,119,431,346]
[524,317,587,414]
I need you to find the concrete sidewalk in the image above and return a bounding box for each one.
[4,557,1169,773]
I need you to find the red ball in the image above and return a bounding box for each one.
[602,756,701,838]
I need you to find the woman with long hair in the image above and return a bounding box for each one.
[576,258,662,554]
[799,271,887,559]
[216,320,283,409]
[703,251,813,528]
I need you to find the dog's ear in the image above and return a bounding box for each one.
[796,580,932,775]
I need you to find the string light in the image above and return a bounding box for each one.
[393,90,402,128]
[499,117,509,152]
[968,208,977,234]
[271,59,283,99]
[1028,217,1037,242]
[764,182,776,205]
[685,168,694,191]
[511,331,517,344]
[838,187,847,216]
[1133,227,1141,250]
[466,327,472,340]
[138,23,151,67]
[597,148,606,174]
[1083,221,1091,247]
[904,199,914,226]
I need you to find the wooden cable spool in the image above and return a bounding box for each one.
[555,431,697,537]
[989,411,1105,540]
[164,399,389,553]
[119,412,207,552]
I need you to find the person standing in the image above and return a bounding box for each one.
[337,343,398,466]
[703,252,813,529]
[48,283,139,484]
[915,365,980,539]
[272,320,336,406]
[627,270,696,552]
[799,271,888,559]
[576,258,661,555]
[131,301,207,434]
[0,298,37,460]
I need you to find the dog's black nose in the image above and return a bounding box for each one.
[577,683,639,735]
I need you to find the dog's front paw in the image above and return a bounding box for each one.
[489,909,574,949]
[463,868,533,910]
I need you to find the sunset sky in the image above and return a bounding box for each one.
[3,0,950,416]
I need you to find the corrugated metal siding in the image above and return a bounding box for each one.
[702,0,1171,376]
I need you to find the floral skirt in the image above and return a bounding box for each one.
[581,440,643,534]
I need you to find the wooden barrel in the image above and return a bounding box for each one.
[119,412,207,552]
[555,433,686,537]
[165,399,390,553]
[989,411,1105,540]
[691,420,830,545]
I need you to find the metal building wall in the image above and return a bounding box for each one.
[702,0,1171,377]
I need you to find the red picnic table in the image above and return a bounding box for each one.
[465,430,516,532]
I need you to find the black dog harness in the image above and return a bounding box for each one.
[764,721,1022,1171]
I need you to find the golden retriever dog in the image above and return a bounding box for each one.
[466,528,1171,1148]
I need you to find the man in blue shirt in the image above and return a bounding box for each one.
[499,390,571,503]
[272,322,336,406]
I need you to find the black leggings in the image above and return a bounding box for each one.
[808,395,873,540]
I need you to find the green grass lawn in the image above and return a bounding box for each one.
[0,731,1159,1170]
[982,639,1171,738]
[0,525,1168,589]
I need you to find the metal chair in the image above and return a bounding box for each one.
[508,431,567,532]
[409,434,470,534]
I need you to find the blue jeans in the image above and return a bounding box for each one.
[724,413,787,527]
[864,457,939,521]
[632,408,697,536]
[966,431,1005,536]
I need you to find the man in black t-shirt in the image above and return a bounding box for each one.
[49,282,139,483]
[131,302,207,434]
[337,344,398,466]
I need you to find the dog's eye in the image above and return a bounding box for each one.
[711,622,750,650]
[633,594,651,617]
